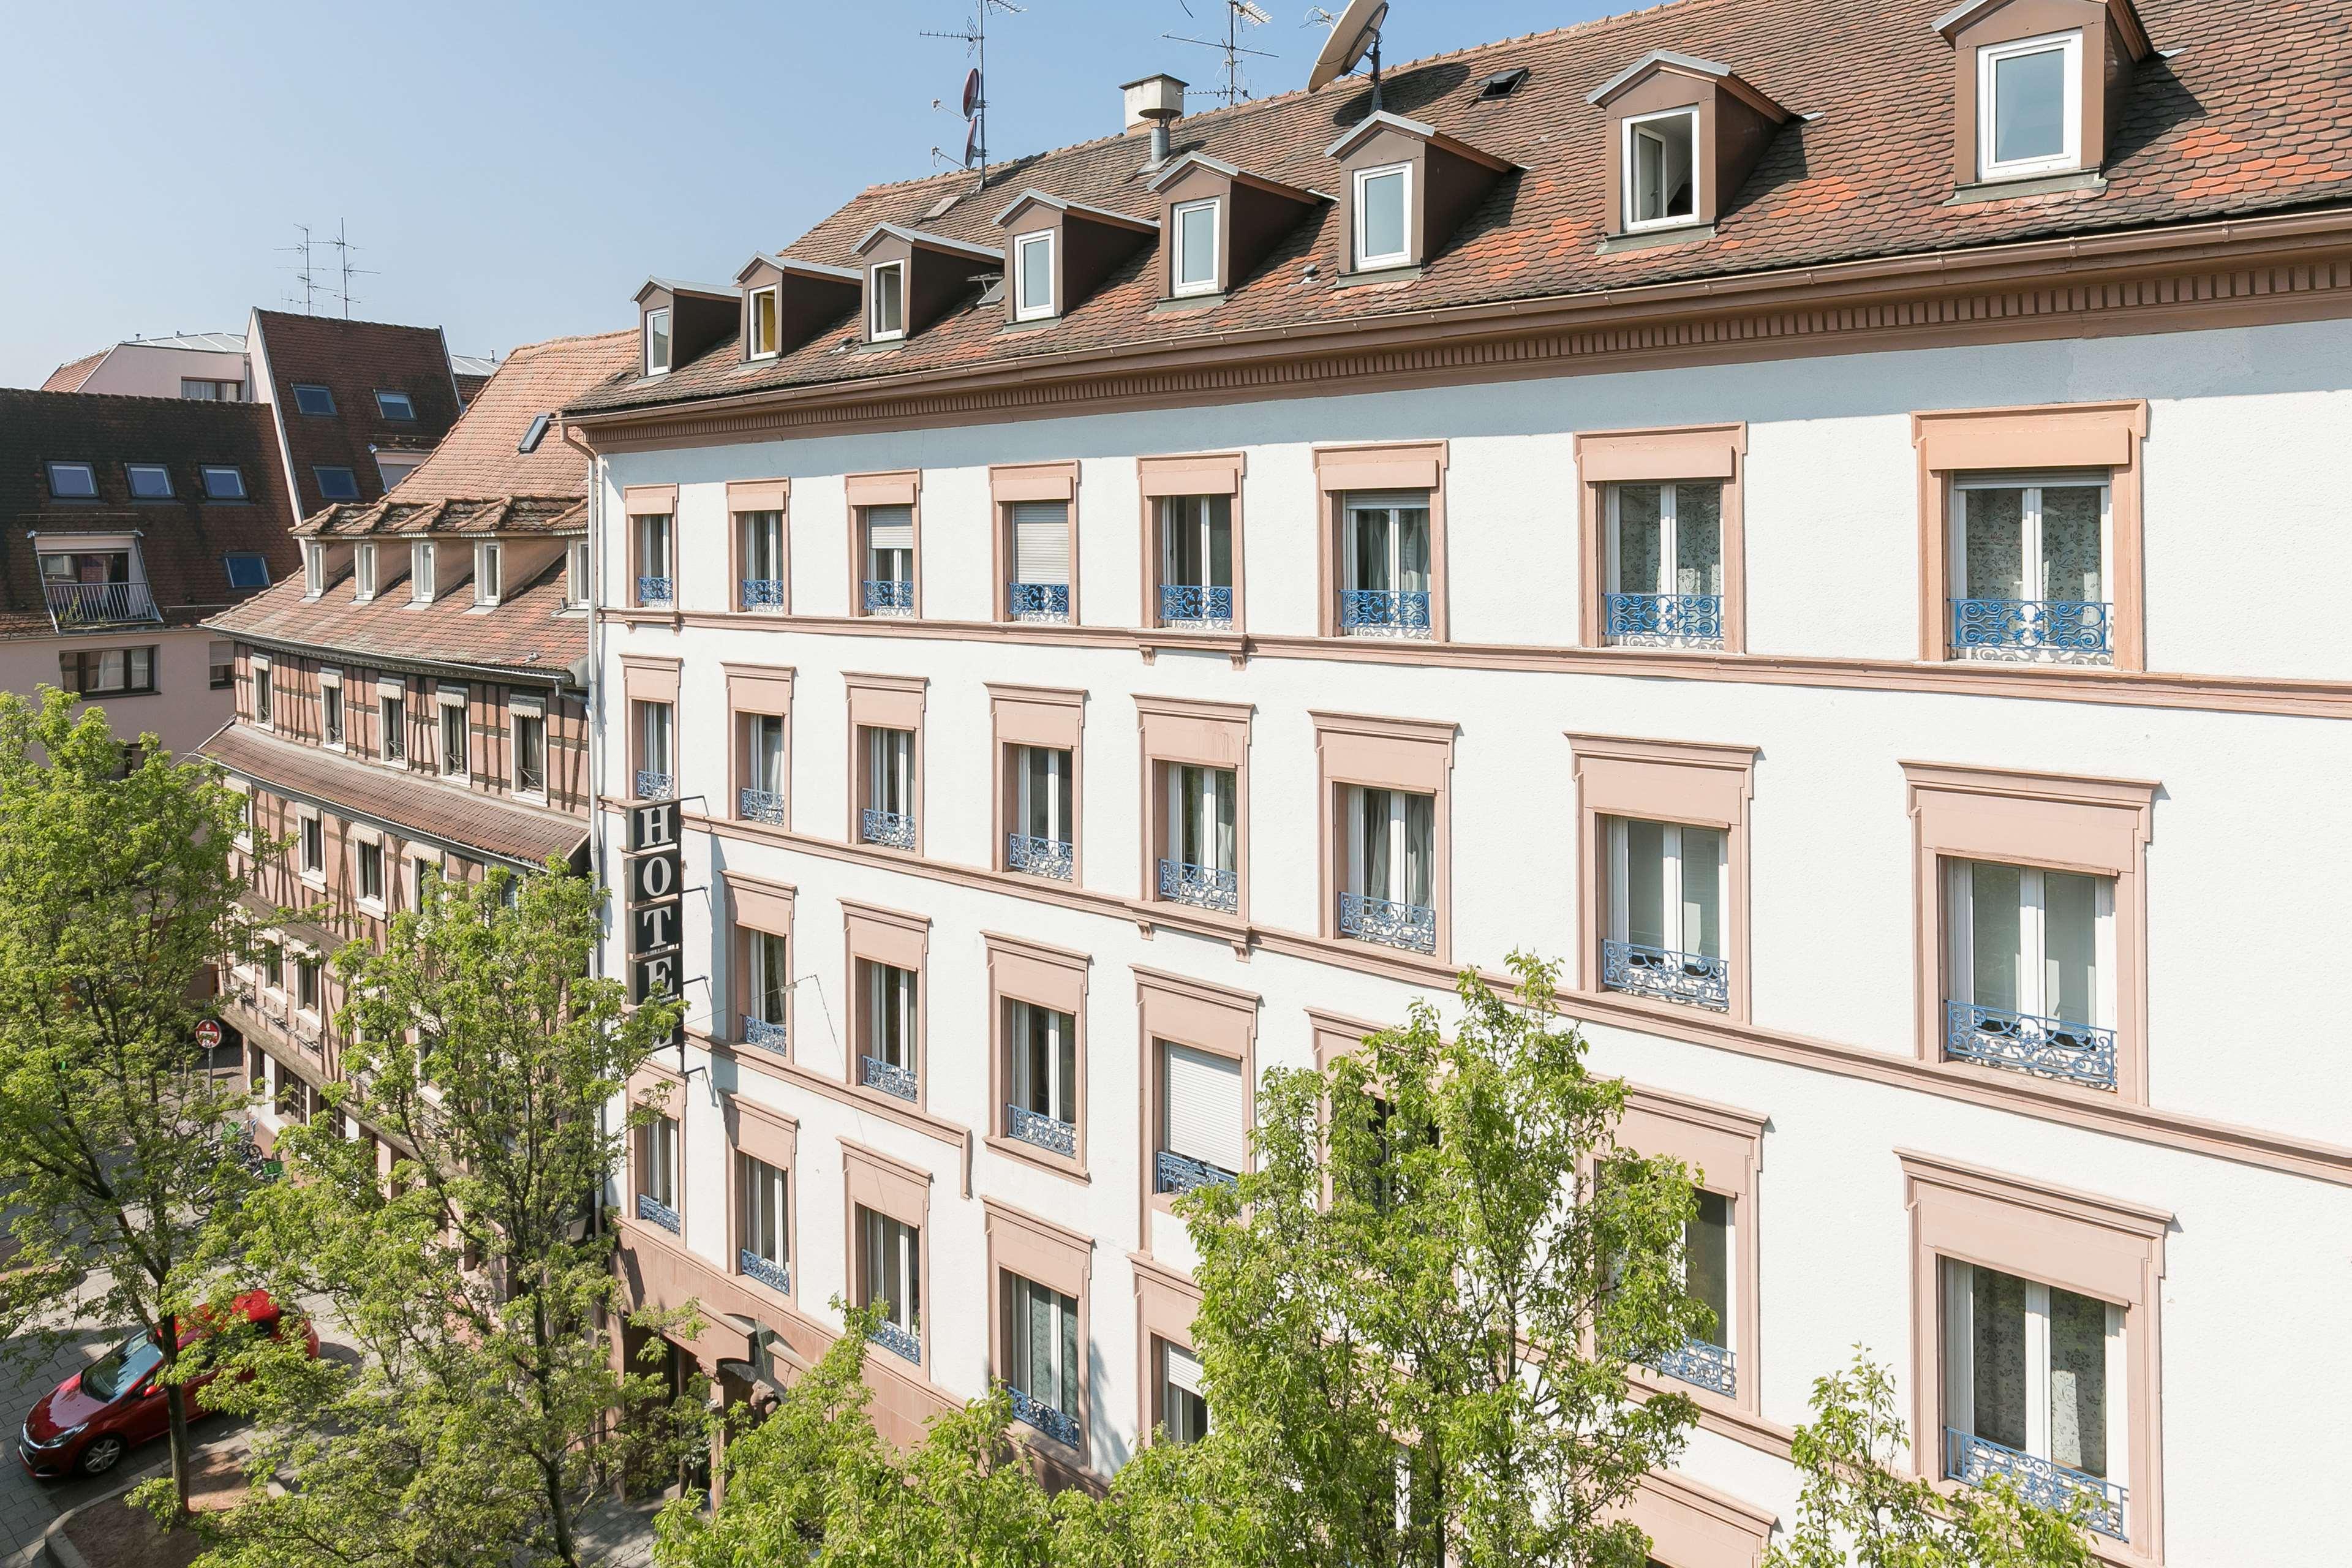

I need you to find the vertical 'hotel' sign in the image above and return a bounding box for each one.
[625,798,684,1042]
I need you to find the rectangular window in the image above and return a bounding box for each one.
[475,543,502,605]
[512,711,546,796]
[439,699,469,780]
[254,663,274,725]
[263,942,284,992]
[300,815,324,876]
[1158,1040,1245,1191]
[1157,494,1234,628]
[1980,31,2081,179]
[1626,107,1698,228]
[374,389,416,421]
[1006,745,1073,880]
[1159,1340,1208,1444]
[1172,199,1219,295]
[410,856,435,911]
[322,681,344,746]
[46,461,97,498]
[57,647,157,698]
[1605,481,1724,647]
[635,701,673,799]
[412,543,436,605]
[1338,491,1432,638]
[1950,475,2111,663]
[857,959,918,1101]
[1002,1273,1081,1446]
[748,287,780,358]
[296,956,320,1014]
[1339,785,1436,954]
[860,505,913,616]
[1006,500,1070,622]
[1602,816,1727,1011]
[303,543,327,597]
[1014,231,1055,320]
[641,1115,679,1213]
[741,712,786,823]
[126,463,172,499]
[1664,1186,1735,1393]
[739,1151,789,1277]
[1005,999,1078,1161]
[644,308,672,375]
[376,454,422,492]
[202,466,247,500]
[738,511,785,609]
[292,384,336,416]
[209,639,233,690]
[358,839,384,904]
[1158,763,1237,913]
[183,378,228,400]
[314,466,360,502]
[858,726,915,848]
[635,514,673,606]
[868,262,905,341]
[353,543,377,600]
[224,552,270,588]
[1943,859,2116,1088]
[380,693,406,762]
[744,930,790,1048]
[858,1206,921,1347]
[565,539,589,608]
[1353,164,1411,270]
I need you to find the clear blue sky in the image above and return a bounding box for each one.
[1,0,1624,388]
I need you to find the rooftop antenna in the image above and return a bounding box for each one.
[280,224,320,315]
[1165,1,1276,109]
[1306,0,1390,114]
[921,0,1023,190]
[327,218,377,320]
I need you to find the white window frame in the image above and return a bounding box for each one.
[1343,785,1434,910]
[46,461,97,498]
[863,960,918,1075]
[643,1115,679,1208]
[1165,763,1237,876]
[125,463,173,500]
[375,389,417,421]
[1605,816,1725,960]
[747,286,780,359]
[1944,859,2116,1028]
[740,1150,788,1267]
[564,539,589,608]
[746,929,790,1028]
[1942,1260,2127,1487]
[439,693,470,782]
[1160,1339,1209,1444]
[353,543,377,601]
[1623,106,1702,232]
[1352,162,1412,271]
[298,810,325,883]
[356,837,385,911]
[1007,998,1077,1127]
[1949,472,2113,662]
[1013,231,1056,321]
[868,261,907,341]
[643,307,673,375]
[411,542,436,606]
[510,707,547,801]
[1003,1272,1082,1431]
[1013,745,1071,848]
[322,677,345,750]
[380,690,407,764]
[1977,30,2083,181]
[474,542,502,606]
[1171,199,1221,296]
[200,465,246,500]
[865,726,913,818]
[859,1205,921,1336]
[303,543,326,598]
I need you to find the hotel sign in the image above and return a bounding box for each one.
[624,799,684,1039]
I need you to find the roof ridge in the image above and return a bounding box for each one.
[0,386,277,413]
[250,308,450,337]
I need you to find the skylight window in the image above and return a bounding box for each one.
[375,389,417,421]
[1980,31,2081,179]
[314,466,361,502]
[201,466,247,500]
[293,383,336,416]
[518,413,552,454]
[1172,199,1219,296]
[126,464,173,499]
[46,462,96,499]
[644,308,672,375]
[869,262,907,341]
[224,553,271,589]
[748,287,781,358]
[1014,232,1055,321]
[1625,107,1698,229]
[1479,66,1529,100]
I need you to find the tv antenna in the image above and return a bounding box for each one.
[279,220,376,317]
[1306,0,1390,113]
[1165,1,1275,109]
[280,224,320,315]
[921,0,1023,188]
[327,219,376,320]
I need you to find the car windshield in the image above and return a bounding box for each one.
[80,1332,164,1401]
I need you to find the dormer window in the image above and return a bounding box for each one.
[869,261,906,341]
[1626,108,1698,228]
[1980,31,2081,179]
[1352,165,1410,271]
[747,286,780,358]
[644,308,672,375]
[475,543,502,606]
[354,543,377,601]
[1013,232,1055,321]
[1172,200,1219,296]
[303,543,326,598]
[411,542,436,605]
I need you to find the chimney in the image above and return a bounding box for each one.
[1121,73,1186,165]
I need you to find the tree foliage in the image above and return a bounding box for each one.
[0,688,258,1519]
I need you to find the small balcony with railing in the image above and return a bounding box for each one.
[1006,581,1068,624]
[1943,1000,2116,1091]
[635,1192,680,1234]
[1008,1386,1080,1449]
[1008,833,1073,882]
[1338,890,1435,954]
[1338,588,1431,639]
[1649,1337,1735,1398]
[1950,598,2111,663]
[739,1013,788,1055]
[867,1316,921,1363]
[739,577,786,611]
[1945,1428,2127,1540]
[861,807,915,850]
[1158,858,1238,914]
[635,575,674,608]
[1605,592,1722,649]
[738,786,785,826]
[859,1054,918,1102]
[1006,1103,1076,1158]
[737,1248,790,1295]
[1600,940,1729,1012]
[862,579,914,617]
[45,578,162,631]
[634,770,674,802]
[1155,1148,1237,1196]
[1159,583,1232,630]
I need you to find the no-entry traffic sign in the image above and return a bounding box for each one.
[195,1019,223,1049]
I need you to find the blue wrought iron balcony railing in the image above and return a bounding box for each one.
[1158,858,1238,914]
[1605,592,1723,647]
[740,1014,788,1054]
[634,770,674,802]
[739,578,786,610]
[1006,1103,1077,1158]
[1338,588,1431,638]
[859,1054,918,1103]
[1008,833,1074,881]
[1159,583,1234,629]
[635,1192,680,1233]
[862,579,914,616]
[861,807,916,850]
[737,1248,791,1296]
[1651,1336,1736,1398]
[739,786,786,826]
[1007,581,1069,622]
[868,1316,921,1363]
[1950,598,2112,660]
[45,580,161,630]
[1600,939,1729,1011]
[1944,1000,2117,1090]
[636,575,674,607]
[1946,1428,2127,1540]
[1156,1149,1238,1195]
[1338,891,1436,954]
[1008,1385,1081,1449]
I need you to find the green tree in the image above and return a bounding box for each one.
[0,688,259,1521]
[159,864,705,1568]
[1766,1351,2100,1568]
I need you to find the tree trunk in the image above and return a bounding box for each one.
[542,1456,579,1568]
[160,1313,192,1525]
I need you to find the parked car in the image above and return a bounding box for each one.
[16,1290,317,1479]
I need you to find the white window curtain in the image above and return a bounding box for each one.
[1008,1000,1077,1124]
[1945,859,2113,1025]
[748,714,785,794]
[1341,493,1431,594]
[1166,764,1237,872]
[1016,746,1071,842]
[1942,1259,2125,1482]
[1954,477,2109,605]
[867,728,912,814]
[1608,481,1723,598]
[1010,500,1070,586]
[749,931,789,1025]
[1005,1274,1080,1417]
[740,1153,787,1265]
[644,1117,677,1208]
[1159,495,1233,589]
[861,1207,919,1330]
[865,505,914,582]
[635,515,671,578]
[739,511,784,581]
[639,702,673,775]
[865,961,917,1069]
[1161,1042,1246,1175]
[1346,786,1434,907]
[1608,816,1723,958]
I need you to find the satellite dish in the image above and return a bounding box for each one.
[964,117,982,167]
[1308,0,1388,92]
[961,67,982,118]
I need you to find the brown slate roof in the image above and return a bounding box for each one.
[0,390,302,638]
[40,350,108,394]
[251,311,462,515]
[205,553,584,682]
[200,722,587,869]
[570,0,2352,417]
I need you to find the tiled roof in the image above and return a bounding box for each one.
[200,722,587,869]
[570,0,2352,417]
[0,390,302,639]
[251,311,462,515]
[40,350,108,394]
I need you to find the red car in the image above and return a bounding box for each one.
[17,1290,318,1479]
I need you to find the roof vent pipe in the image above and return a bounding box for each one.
[1121,72,1188,167]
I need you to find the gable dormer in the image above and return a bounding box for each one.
[633,279,740,377]
[1585,51,1790,246]
[992,190,1159,325]
[1144,153,1325,304]
[734,253,864,361]
[850,224,1003,345]
[1322,111,1516,279]
[1934,0,2150,195]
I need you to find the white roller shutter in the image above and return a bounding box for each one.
[1162,1042,1246,1175]
[864,505,914,552]
[1011,500,1070,585]
[1346,489,1430,514]
[1164,1343,1204,1396]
